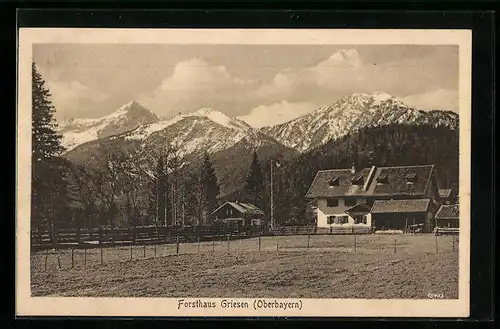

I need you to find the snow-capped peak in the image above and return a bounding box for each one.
[124,107,251,142]
[190,108,249,130]
[371,91,393,103]
[58,101,160,152]
[108,100,160,120]
[117,100,140,111]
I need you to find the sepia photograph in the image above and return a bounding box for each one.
[16,28,471,317]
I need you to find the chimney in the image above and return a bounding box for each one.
[351,162,356,174]
[363,165,377,191]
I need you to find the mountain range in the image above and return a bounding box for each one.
[59,92,459,197]
[59,92,458,155]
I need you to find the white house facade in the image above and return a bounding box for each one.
[316,197,372,228]
[306,164,442,233]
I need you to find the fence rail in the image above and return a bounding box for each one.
[434,227,460,236]
[31,224,378,251]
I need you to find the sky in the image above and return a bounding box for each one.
[33,44,459,128]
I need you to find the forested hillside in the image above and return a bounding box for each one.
[259,123,459,226]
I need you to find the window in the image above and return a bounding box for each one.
[406,172,417,184]
[351,175,364,185]
[327,215,348,225]
[327,198,339,207]
[328,176,339,187]
[345,198,356,207]
[354,215,367,224]
[377,173,388,184]
[327,216,335,225]
[336,216,349,224]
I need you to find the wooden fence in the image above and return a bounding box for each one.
[31,224,375,251]
[434,227,460,236]
[31,225,266,251]
[269,226,373,235]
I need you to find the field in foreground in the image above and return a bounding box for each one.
[31,234,459,299]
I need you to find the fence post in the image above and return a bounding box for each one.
[307,233,311,250]
[394,239,397,254]
[154,244,157,258]
[143,244,146,258]
[212,237,215,252]
[258,235,261,251]
[354,235,357,253]
[71,248,75,268]
[84,247,87,267]
[130,244,133,260]
[176,234,180,255]
[276,237,279,252]
[100,246,104,265]
[227,234,230,252]
[57,254,61,269]
[44,248,48,270]
[198,236,201,254]
[435,235,439,253]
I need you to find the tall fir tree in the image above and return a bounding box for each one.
[244,151,265,210]
[31,62,67,235]
[32,62,64,161]
[199,152,220,224]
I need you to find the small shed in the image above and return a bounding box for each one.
[371,199,433,232]
[435,204,459,228]
[212,201,264,227]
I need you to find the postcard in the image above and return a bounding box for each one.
[17,28,471,317]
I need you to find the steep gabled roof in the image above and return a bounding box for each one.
[435,204,459,219]
[368,165,435,197]
[212,201,264,216]
[305,168,372,198]
[371,199,431,214]
[306,165,435,198]
[345,204,372,214]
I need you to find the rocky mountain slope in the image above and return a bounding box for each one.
[58,101,160,151]
[260,92,459,152]
[64,108,297,197]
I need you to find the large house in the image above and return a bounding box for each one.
[211,201,264,227]
[306,164,444,233]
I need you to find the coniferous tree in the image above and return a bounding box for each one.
[31,62,66,236]
[199,152,220,224]
[244,151,265,210]
[32,62,64,162]
[147,153,168,226]
[183,168,203,226]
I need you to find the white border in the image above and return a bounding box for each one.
[16,28,472,317]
